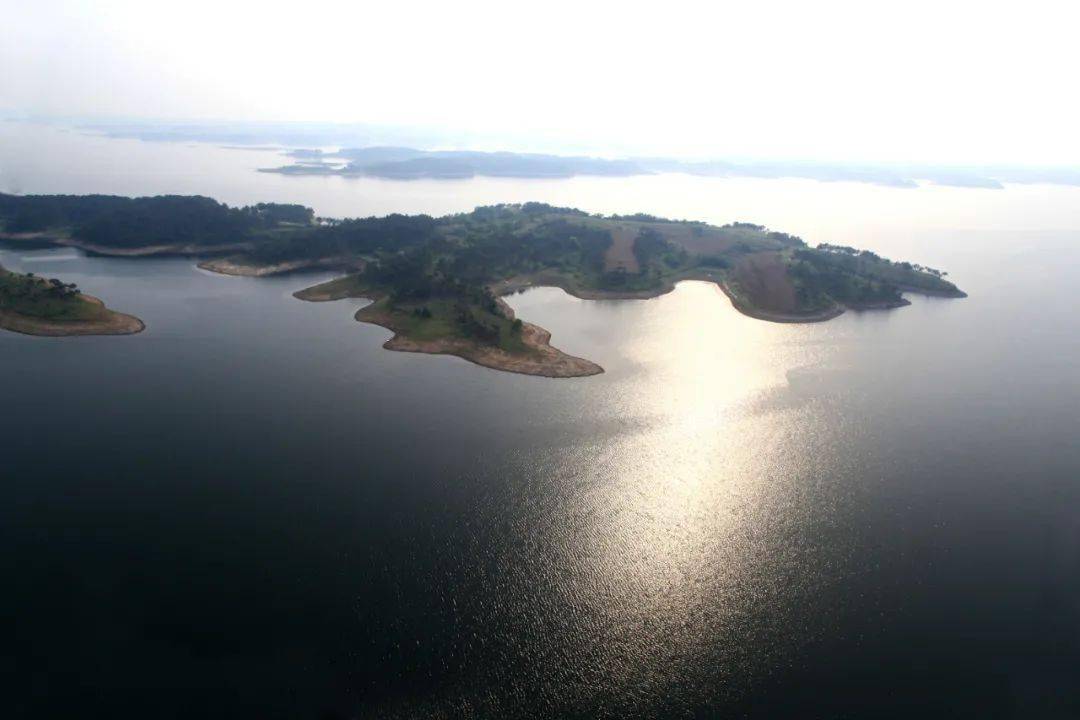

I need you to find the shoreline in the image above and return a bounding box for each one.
[0,294,145,337]
[197,255,360,277]
[896,283,968,299]
[289,266,952,378]
[7,231,964,323]
[494,271,851,324]
[293,279,602,378]
[497,272,965,323]
[359,305,603,379]
[716,280,848,323]
[0,231,248,258]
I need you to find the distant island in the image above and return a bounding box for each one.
[0,193,964,373]
[0,264,143,336]
[257,145,1080,189]
[263,146,648,181]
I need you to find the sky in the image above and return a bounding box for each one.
[3,0,1079,164]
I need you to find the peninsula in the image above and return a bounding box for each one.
[0,264,144,336]
[0,193,964,372]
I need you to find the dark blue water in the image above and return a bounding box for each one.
[4,222,1080,718]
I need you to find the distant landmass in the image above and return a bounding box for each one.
[0,193,964,374]
[52,118,1078,189]
[266,146,648,180]
[253,145,1080,189]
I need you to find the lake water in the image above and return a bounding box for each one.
[3,122,1080,718]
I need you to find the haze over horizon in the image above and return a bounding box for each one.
[4,0,1080,165]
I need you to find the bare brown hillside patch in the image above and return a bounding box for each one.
[733,252,797,313]
[603,225,639,273]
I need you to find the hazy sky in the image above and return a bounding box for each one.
[3,0,1079,163]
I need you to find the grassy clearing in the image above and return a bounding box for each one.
[602,225,640,273]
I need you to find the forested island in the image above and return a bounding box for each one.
[0,193,964,373]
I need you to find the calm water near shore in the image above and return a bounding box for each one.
[3,123,1080,717]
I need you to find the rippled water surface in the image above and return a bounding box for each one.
[3,124,1080,718]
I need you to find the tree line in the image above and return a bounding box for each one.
[0,194,314,249]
